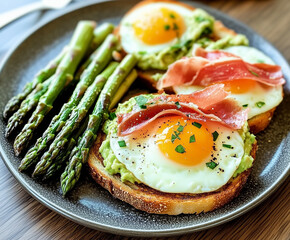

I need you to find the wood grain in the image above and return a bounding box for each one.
[0,0,289,239]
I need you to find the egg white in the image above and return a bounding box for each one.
[119,2,193,54]
[110,120,244,194]
[174,46,283,119]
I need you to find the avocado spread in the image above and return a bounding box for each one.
[99,95,256,184]
[135,8,249,71]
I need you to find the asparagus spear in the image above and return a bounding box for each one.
[5,78,53,137]
[14,21,95,156]
[109,69,138,110]
[4,23,114,120]
[90,23,115,53]
[42,116,89,181]
[32,62,119,177]
[75,23,115,80]
[19,35,117,172]
[61,54,138,195]
[3,47,67,119]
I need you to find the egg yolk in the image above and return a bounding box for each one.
[219,79,257,94]
[133,7,185,45]
[156,116,213,166]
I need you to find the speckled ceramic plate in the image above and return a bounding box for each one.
[0,0,289,237]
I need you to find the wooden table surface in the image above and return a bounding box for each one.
[0,0,289,239]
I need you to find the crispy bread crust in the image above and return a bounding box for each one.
[88,133,257,215]
[248,107,276,134]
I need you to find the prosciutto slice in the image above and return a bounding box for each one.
[157,48,285,90]
[118,85,249,136]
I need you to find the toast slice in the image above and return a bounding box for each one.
[88,133,257,215]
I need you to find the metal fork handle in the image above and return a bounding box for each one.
[0,2,45,29]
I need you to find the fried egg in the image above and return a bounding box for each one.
[110,116,244,194]
[119,1,194,54]
[173,46,283,119]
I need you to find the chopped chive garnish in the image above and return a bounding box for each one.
[118,140,126,147]
[257,59,265,63]
[249,70,259,77]
[256,101,265,108]
[175,144,185,153]
[195,16,206,23]
[171,134,177,143]
[177,125,184,132]
[164,24,170,30]
[175,101,181,109]
[242,104,249,107]
[174,131,181,140]
[192,122,202,128]
[173,23,179,30]
[169,13,175,19]
[138,51,147,55]
[223,144,233,149]
[206,161,218,169]
[135,95,148,109]
[212,131,219,141]
[109,112,116,120]
[190,135,196,143]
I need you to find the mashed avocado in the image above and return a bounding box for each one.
[135,8,248,70]
[99,95,256,184]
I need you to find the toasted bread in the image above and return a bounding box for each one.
[88,133,257,215]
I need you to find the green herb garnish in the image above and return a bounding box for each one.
[212,131,219,141]
[223,144,233,149]
[257,59,265,63]
[249,70,259,77]
[164,24,170,30]
[109,112,116,120]
[256,101,265,108]
[171,131,181,143]
[175,144,185,153]
[242,104,249,107]
[173,23,179,30]
[135,95,148,109]
[190,135,196,143]
[138,51,147,55]
[177,125,184,132]
[192,122,202,128]
[169,13,175,19]
[175,101,181,109]
[118,140,126,147]
[195,16,206,23]
[206,161,218,169]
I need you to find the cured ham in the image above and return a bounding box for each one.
[118,85,248,136]
[157,48,285,90]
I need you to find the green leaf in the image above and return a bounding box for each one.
[242,104,249,107]
[212,131,219,141]
[189,135,196,143]
[206,161,218,169]
[175,101,181,109]
[195,16,207,23]
[118,140,126,147]
[223,144,233,149]
[138,51,147,55]
[173,23,179,30]
[169,13,175,19]
[177,125,184,132]
[249,70,259,77]
[256,101,265,108]
[192,122,202,128]
[164,25,170,30]
[175,144,185,153]
[135,95,148,109]
[109,112,116,120]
